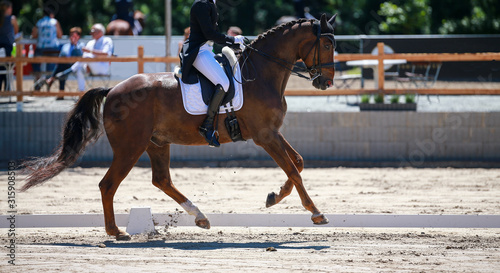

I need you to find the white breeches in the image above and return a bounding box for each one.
[70,52,110,91]
[192,43,230,92]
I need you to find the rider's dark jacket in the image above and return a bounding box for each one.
[180,0,237,84]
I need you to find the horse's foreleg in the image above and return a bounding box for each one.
[147,145,210,229]
[266,134,304,207]
[256,131,328,225]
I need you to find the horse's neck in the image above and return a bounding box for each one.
[247,24,312,96]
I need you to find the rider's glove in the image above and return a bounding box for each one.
[233,35,246,51]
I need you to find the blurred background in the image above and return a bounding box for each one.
[12,0,500,36]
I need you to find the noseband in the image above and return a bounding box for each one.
[242,23,336,82]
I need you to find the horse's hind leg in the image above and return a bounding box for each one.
[99,126,151,240]
[256,131,328,225]
[99,155,140,240]
[266,135,304,207]
[147,144,210,229]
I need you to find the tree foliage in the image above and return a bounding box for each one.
[11,0,500,37]
[377,0,432,34]
[431,0,500,34]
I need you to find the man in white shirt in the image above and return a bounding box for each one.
[55,23,113,91]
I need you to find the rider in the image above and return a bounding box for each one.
[112,0,135,30]
[180,0,245,147]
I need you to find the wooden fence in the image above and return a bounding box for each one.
[1,42,499,101]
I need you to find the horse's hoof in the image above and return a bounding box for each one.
[196,218,211,229]
[312,214,329,225]
[116,232,131,241]
[266,192,277,208]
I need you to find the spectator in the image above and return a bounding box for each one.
[226,26,242,37]
[34,27,84,94]
[50,23,113,92]
[0,0,18,91]
[31,5,63,83]
[177,27,190,56]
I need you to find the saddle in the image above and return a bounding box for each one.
[198,54,236,106]
[175,47,244,143]
[175,52,236,107]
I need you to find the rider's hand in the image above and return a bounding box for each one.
[233,35,246,51]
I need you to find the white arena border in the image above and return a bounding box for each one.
[1,210,499,230]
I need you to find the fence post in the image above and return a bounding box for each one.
[15,43,23,111]
[138,46,144,74]
[377,42,385,93]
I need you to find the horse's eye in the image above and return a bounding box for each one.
[324,44,331,50]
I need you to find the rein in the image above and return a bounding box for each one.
[238,25,336,83]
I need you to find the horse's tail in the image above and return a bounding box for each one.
[20,87,111,191]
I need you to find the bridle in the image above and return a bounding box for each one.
[305,23,336,81]
[240,22,336,82]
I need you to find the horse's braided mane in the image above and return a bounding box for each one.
[250,18,316,47]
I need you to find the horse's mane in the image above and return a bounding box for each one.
[250,18,316,47]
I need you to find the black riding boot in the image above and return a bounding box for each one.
[199,84,226,147]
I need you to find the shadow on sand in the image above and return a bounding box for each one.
[41,239,330,251]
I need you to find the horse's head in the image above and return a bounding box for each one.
[299,14,337,90]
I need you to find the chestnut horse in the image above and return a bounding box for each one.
[21,15,337,240]
[106,10,145,36]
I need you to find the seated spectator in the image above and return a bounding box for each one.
[0,0,18,91]
[49,24,113,92]
[34,27,84,93]
[31,5,63,83]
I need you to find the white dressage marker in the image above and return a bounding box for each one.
[1,210,499,231]
[126,207,155,235]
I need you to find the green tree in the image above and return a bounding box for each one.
[11,0,500,37]
[15,0,113,36]
[377,0,432,34]
[432,0,500,34]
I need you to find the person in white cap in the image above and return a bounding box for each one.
[51,23,113,91]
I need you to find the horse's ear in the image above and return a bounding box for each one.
[320,13,327,22]
[319,13,334,33]
[320,14,329,32]
[328,14,337,26]
[320,14,328,28]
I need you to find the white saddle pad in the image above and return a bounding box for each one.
[179,62,243,115]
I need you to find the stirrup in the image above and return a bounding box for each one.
[199,126,220,147]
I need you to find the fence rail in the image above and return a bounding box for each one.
[1,43,499,101]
